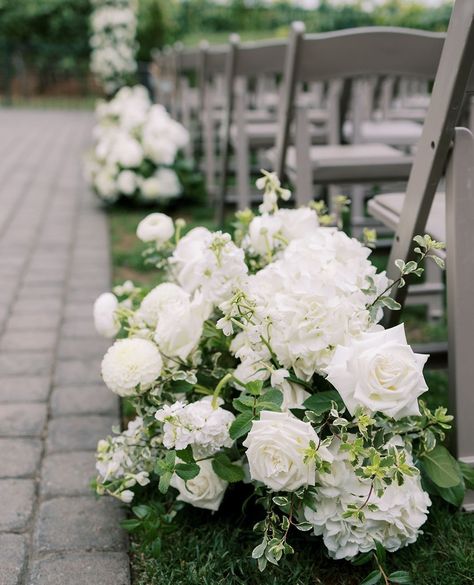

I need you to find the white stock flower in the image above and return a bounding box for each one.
[325,324,428,419]
[155,396,235,457]
[170,459,228,512]
[243,411,332,492]
[93,292,120,338]
[276,207,319,242]
[304,441,431,560]
[101,338,162,396]
[136,213,174,243]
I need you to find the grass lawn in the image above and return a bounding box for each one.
[107,202,474,585]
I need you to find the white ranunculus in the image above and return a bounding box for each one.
[101,338,163,396]
[93,292,120,338]
[136,213,175,243]
[304,439,431,560]
[117,169,137,195]
[247,214,282,256]
[139,282,189,328]
[170,459,228,511]
[170,227,212,292]
[243,411,332,492]
[325,324,428,420]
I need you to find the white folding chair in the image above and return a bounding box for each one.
[367,0,474,510]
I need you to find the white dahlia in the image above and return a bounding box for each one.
[101,338,162,396]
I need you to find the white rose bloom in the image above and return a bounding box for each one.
[139,282,189,328]
[304,440,431,560]
[325,324,428,420]
[101,338,163,396]
[243,411,332,492]
[117,169,137,195]
[270,369,310,411]
[93,292,120,338]
[156,396,235,457]
[170,459,228,512]
[136,213,175,243]
[94,168,118,201]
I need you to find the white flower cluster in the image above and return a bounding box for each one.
[170,228,248,305]
[304,440,431,559]
[85,85,189,204]
[90,0,137,95]
[224,228,389,383]
[155,397,235,458]
[93,173,444,570]
[96,417,155,503]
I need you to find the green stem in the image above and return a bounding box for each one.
[212,373,233,408]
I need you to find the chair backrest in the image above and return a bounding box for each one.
[274,26,445,178]
[215,23,305,223]
[386,0,474,313]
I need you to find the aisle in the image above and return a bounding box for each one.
[0,110,130,585]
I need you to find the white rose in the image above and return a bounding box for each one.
[325,324,428,420]
[101,338,163,396]
[243,411,332,492]
[248,214,283,256]
[270,369,310,411]
[93,292,120,338]
[154,293,208,360]
[94,168,118,201]
[276,207,319,242]
[136,213,175,243]
[170,459,228,511]
[139,282,189,328]
[117,169,137,195]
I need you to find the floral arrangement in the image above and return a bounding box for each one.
[85,85,190,205]
[90,0,138,95]
[93,172,469,583]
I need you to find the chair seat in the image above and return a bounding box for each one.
[213,109,273,124]
[266,143,413,184]
[230,122,326,148]
[344,120,423,147]
[387,108,427,123]
[368,192,446,258]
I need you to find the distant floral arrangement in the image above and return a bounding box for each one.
[90,0,138,95]
[93,172,468,583]
[85,86,190,205]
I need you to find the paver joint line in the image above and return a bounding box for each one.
[0,110,130,585]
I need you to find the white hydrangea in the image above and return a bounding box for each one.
[224,228,389,380]
[155,396,235,457]
[101,338,163,396]
[304,440,431,560]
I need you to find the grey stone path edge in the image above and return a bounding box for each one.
[0,110,130,585]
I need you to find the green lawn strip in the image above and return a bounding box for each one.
[109,202,473,585]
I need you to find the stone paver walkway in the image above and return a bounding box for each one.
[0,110,130,585]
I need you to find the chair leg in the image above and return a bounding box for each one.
[294,106,312,206]
[234,93,251,210]
[446,127,474,511]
